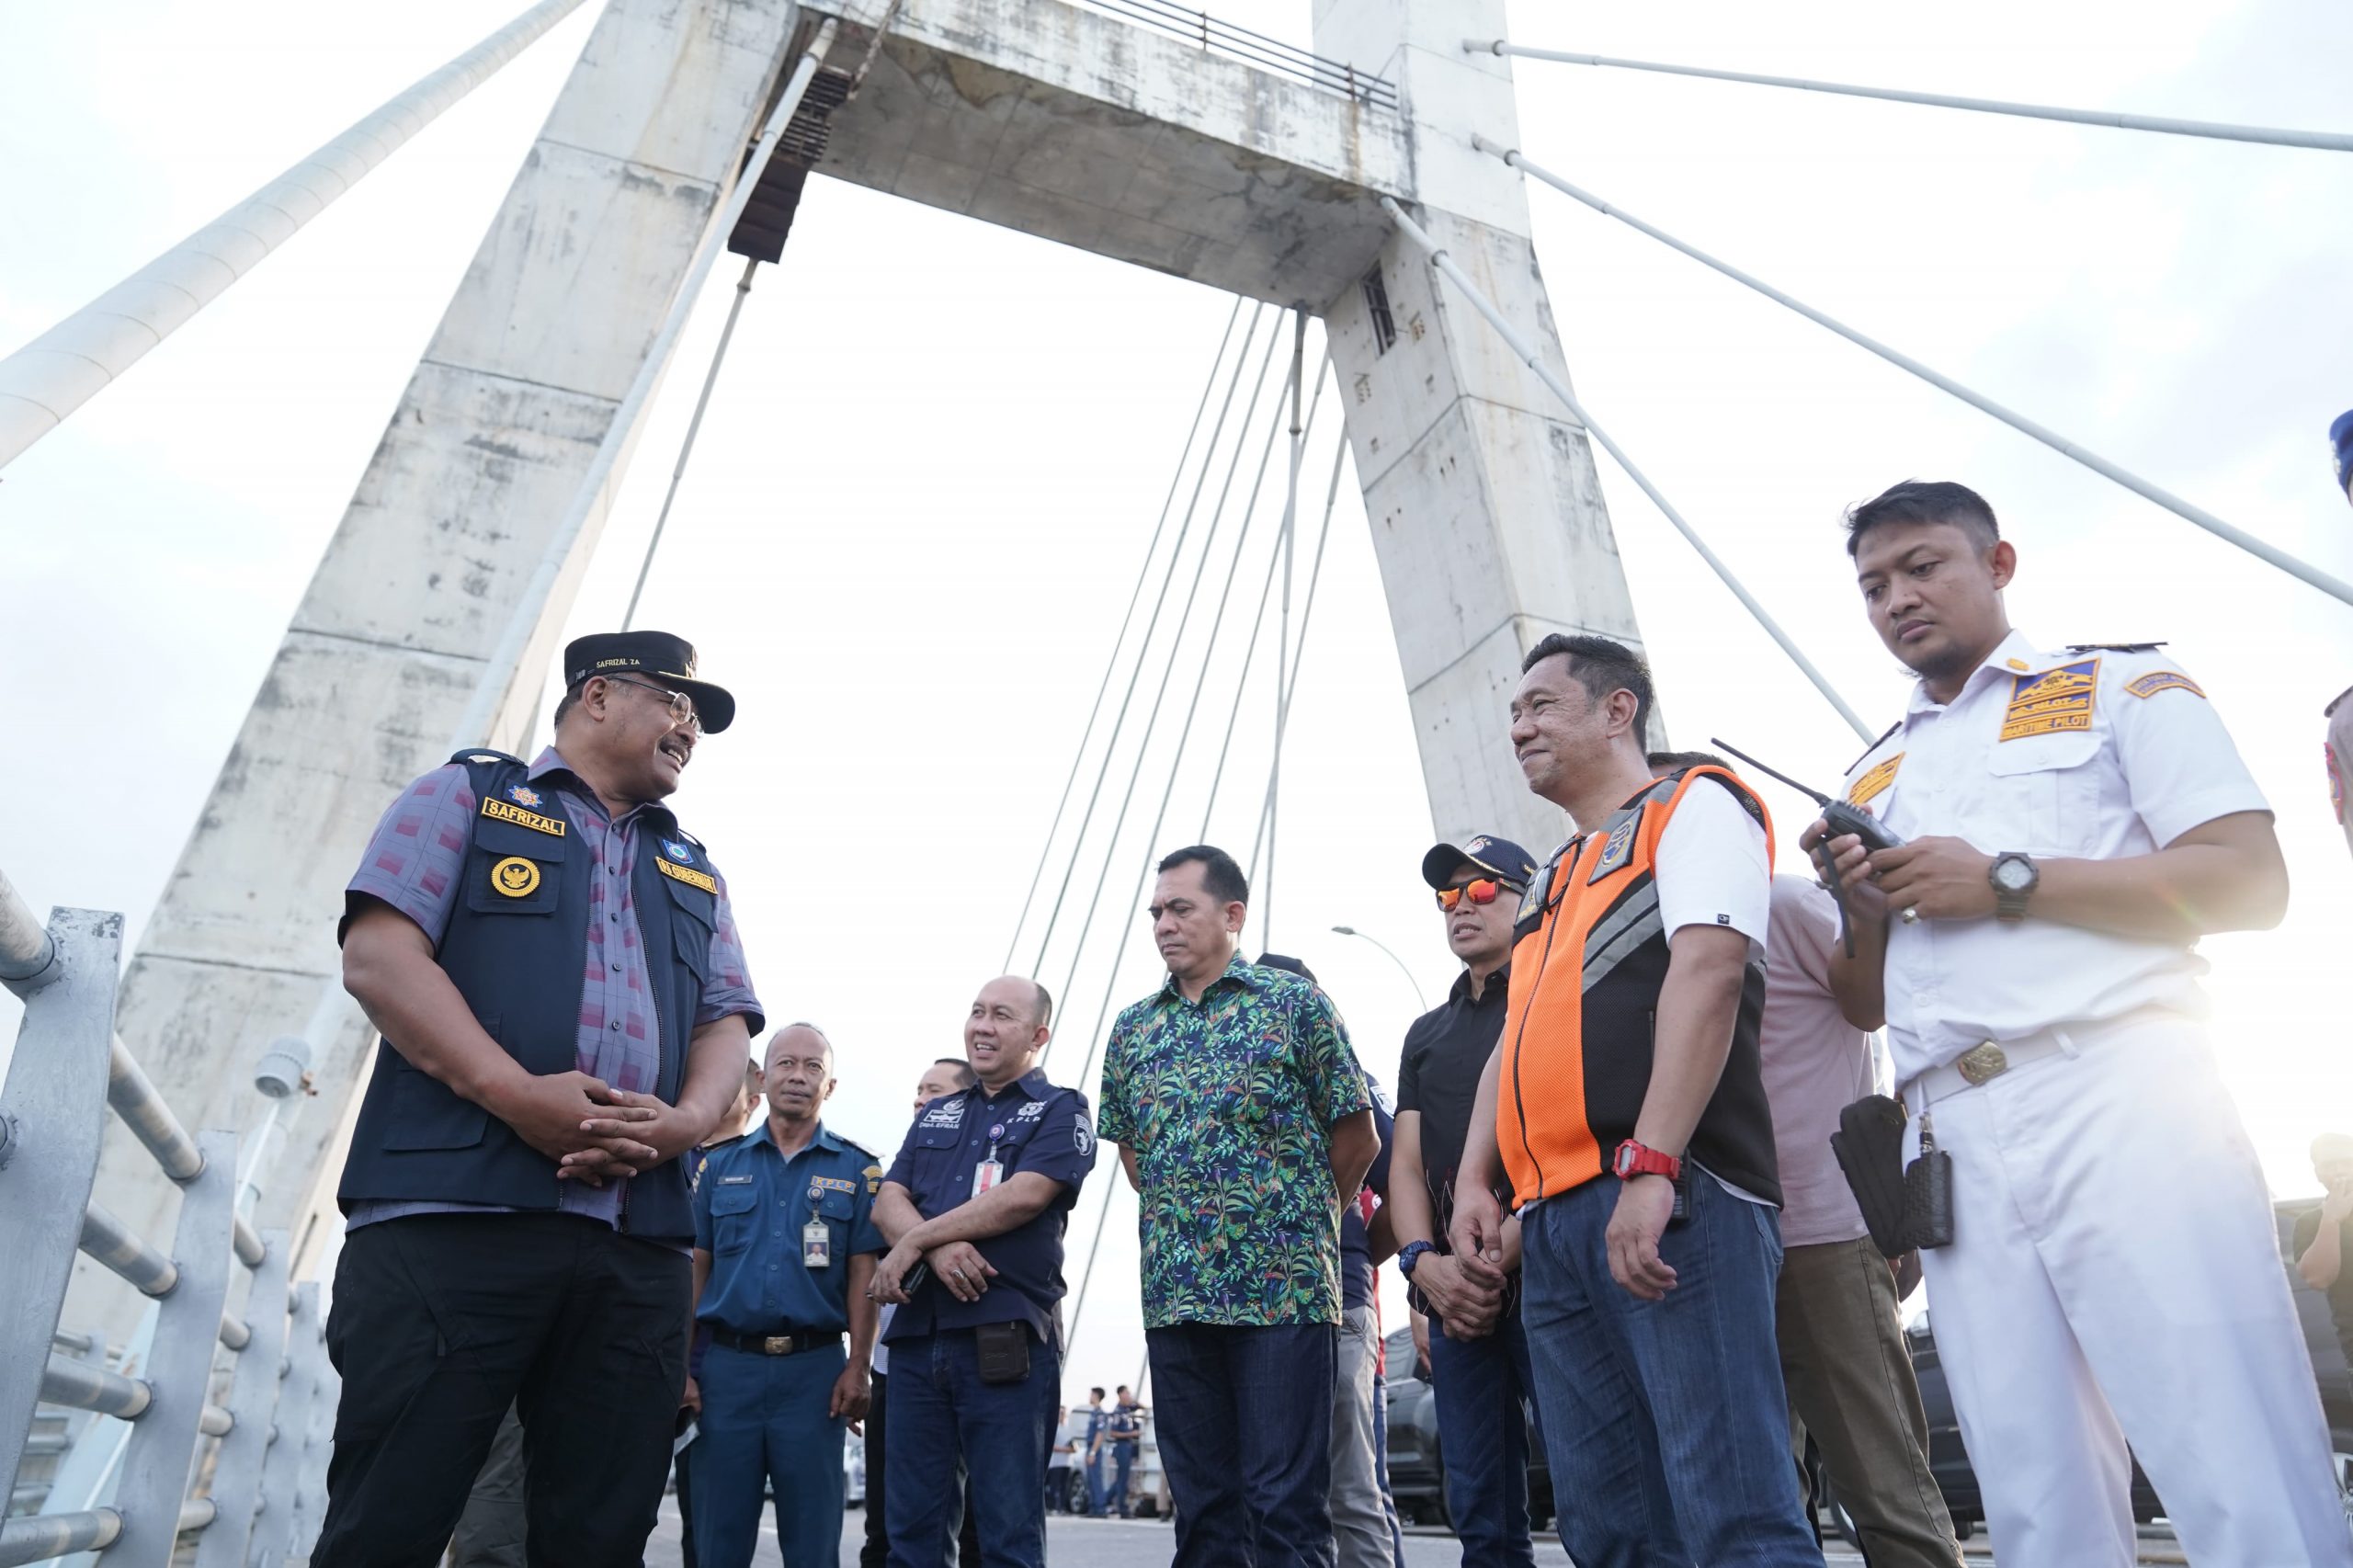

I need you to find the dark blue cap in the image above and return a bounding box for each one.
[1256,952,1318,983]
[2332,409,2353,497]
[562,631,736,733]
[1420,835,1537,890]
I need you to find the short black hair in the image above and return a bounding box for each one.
[1521,633,1655,742]
[1844,480,2000,558]
[932,1056,977,1088]
[1090,1386,1107,1400]
[1157,845,1248,907]
[551,679,586,730]
[1116,1385,1131,1395]
[1647,749,1729,774]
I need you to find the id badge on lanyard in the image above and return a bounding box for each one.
[801,1182,831,1269]
[972,1130,1006,1200]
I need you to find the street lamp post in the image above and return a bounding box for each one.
[1330,926,1429,1012]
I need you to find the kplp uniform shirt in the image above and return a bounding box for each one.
[1840,631,2268,1085]
[881,1069,1097,1349]
[692,1120,885,1336]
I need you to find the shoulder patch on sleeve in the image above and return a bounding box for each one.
[2123,670,2205,700]
[863,1163,885,1196]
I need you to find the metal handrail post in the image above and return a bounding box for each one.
[0,868,59,994]
[243,1283,315,1568]
[0,909,122,1499]
[188,1229,288,1568]
[281,1283,338,1563]
[108,1129,236,1568]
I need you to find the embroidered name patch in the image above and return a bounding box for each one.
[1847,753,1904,807]
[810,1176,858,1194]
[718,1174,754,1185]
[2124,670,2205,700]
[1999,659,2098,743]
[482,797,566,836]
[656,858,717,894]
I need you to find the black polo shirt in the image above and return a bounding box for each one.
[1395,964,1513,1263]
[881,1068,1096,1350]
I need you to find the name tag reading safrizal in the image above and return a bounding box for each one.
[481,797,566,836]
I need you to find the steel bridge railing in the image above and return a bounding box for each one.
[1066,0,1398,111]
[0,867,339,1568]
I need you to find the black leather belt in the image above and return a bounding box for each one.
[710,1327,842,1357]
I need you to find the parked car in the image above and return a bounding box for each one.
[1381,1325,1552,1532]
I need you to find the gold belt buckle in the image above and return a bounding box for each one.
[1956,1041,2009,1086]
[764,1335,790,1356]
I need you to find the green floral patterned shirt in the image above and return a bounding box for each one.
[1097,956,1372,1327]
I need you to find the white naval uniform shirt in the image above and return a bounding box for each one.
[1838,629,2269,1086]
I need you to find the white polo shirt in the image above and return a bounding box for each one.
[1839,629,2269,1085]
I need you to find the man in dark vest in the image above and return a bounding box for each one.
[313,631,765,1568]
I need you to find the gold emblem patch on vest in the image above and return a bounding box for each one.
[656,857,718,894]
[481,797,567,836]
[1847,752,1904,807]
[491,857,541,898]
[1998,658,2098,743]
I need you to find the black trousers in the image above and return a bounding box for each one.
[863,1369,983,1568]
[312,1212,690,1568]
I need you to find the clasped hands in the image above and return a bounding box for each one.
[868,1238,996,1306]
[1415,1203,1522,1337]
[486,1069,706,1185]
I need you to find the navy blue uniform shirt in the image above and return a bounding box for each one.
[881,1068,1097,1349]
[693,1119,885,1336]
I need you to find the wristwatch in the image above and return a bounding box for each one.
[1396,1239,1437,1278]
[1612,1139,1683,1182]
[1989,851,2039,922]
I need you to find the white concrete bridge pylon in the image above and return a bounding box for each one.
[81,0,1647,1326]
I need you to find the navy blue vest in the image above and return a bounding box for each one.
[337,750,724,1240]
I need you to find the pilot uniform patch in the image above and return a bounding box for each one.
[2124,670,2205,701]
[1999,658,2098,742]
[1847,753,1903,807]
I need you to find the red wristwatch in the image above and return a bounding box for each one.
[1613,1139,1683,1182]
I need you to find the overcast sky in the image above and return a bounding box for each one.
[5,0,2351,1402]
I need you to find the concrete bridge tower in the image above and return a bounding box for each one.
[74,0,1644,1331]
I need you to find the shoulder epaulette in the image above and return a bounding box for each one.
[448,747,524,767]
[2328,686,2353,719]
[1843,722,1901,775]
[836,1134,881,1162]
[2066,642,2165,654]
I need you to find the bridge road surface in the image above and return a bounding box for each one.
[638,1497,2191,1564]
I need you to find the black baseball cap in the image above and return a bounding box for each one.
[1420,834,1537,890]
[563,631,737,734]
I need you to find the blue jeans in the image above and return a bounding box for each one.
[1106,1441,1136,1516]
[1519,1176,1819,1567]
[1370,1372,1405,1568]
[688,1341,849,1568]
[1147,1322,1338,1568]
[883,1330,1060,1568]
[1426,1312,1540,1568]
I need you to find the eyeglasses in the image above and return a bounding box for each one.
[1436,877,1520,912]
[603,674,701,733]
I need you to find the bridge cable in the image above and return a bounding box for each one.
[1060,346,1331,1355]
[1381,198,1877,744]
[1472,41,2353,156]
[1245,424,1352,888]
[1475,138,2353,611]
[1199,361,1340,839]
[1036,324,1290,1062]
[1264,308,1309,950]
[621,256,761,630]
[1001,297,1247,971]
[1024,305,1271,979]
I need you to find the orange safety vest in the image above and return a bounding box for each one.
[1497,766,1782,1208]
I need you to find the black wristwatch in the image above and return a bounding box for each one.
[1397,1240,1437,1278]
[1989,851,2039,922]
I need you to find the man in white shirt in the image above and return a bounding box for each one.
[1808,479,2348,1567]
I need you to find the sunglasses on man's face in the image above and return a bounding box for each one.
[1437,877,1521,912]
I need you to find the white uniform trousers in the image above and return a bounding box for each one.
[1909,1011,2348,1568]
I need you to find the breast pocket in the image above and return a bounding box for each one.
[465,818,568,915]
[1980,732,2104,856]
[661,873,717,984]
[710,1181,759,1255]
